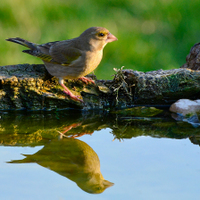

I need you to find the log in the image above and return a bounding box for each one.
[0,43,200,111]
[0,64,200,111]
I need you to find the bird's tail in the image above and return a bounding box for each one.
[7,154,35,164]
[6,37,37,50]
[6,37,53,62]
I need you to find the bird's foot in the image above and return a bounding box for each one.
[63,90,83,103]
[79,77,95,84]
[60,82,84,103]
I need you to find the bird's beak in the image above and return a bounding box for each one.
[106,32,118,43]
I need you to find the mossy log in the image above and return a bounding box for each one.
[0,64,199,111]
[0,43,200,111]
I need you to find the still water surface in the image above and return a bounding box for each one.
[0,110,200,200]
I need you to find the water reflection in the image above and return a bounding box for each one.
[1,109,200,144]
[8,137,113,194]
[1,109,200,145]
[1,109,200,195]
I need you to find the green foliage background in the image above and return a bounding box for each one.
[1,0,200,79]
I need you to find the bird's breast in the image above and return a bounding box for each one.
[84,50,103,75]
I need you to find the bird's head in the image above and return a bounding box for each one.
[80,27,118,51]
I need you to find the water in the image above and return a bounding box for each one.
[0,110,200,200]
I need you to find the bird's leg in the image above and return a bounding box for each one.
[79,77,95,84]
[59,78,83,102]
[61,83,83,102]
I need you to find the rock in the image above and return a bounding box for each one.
[170,99,200,127]
[169,99,200,116]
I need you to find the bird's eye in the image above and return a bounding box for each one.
[98,33,105,37]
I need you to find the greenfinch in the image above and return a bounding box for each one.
[6,27,117,102]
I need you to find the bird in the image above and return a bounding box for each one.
[6,27,118,102]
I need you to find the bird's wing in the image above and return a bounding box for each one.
[22,41,58,63]
[50,42,82,66]
[22,49,55,63]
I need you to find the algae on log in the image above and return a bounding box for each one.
[0,63,200,111]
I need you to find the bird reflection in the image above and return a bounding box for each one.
[8,137,114,194]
